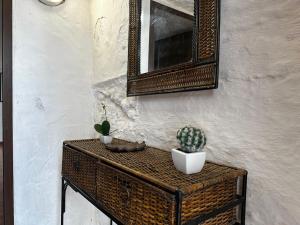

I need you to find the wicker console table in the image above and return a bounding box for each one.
[61,139,247,225]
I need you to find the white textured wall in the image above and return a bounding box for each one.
[92,0,300,225]
[91,0,129,81]
[11,0,300,225]
[13,0,101,225]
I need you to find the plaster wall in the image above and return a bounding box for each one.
[12,0,102,224]
[11,0,300,225]
[91,0,129,82]
[92,1,300,225]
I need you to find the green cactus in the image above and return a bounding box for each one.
[176,126,206,153]
[94,103,111,136]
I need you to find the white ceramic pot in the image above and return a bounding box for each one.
[171,148,206,175]
[100,135,113,144]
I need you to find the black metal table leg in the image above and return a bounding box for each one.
[175,190,183,225]
[241,174,248,225]
[61,177,122,225]
[61,177,69,225]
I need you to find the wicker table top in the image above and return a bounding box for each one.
[64,138,246,194]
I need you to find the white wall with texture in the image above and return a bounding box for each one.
[12,0,103,224]
[91,0,300,225]
[12,0,300,225]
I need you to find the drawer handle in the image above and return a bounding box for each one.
[73,161,80,172]
[122,185,131,206]
[119,179,131,206]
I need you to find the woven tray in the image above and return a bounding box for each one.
[105,141,146,152]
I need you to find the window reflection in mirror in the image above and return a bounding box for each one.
[140,0,194,74]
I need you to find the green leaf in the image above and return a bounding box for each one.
[101,120,110,136]
[94,124,103,134]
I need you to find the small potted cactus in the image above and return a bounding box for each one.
[94,103,113,144]
[172,126,207,174]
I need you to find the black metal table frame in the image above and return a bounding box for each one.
[61,174,247,225]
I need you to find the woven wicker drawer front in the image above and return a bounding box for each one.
[96,162,176,225]
[62,146,96,197]
[181,178,238,224]
[202,208,237,225]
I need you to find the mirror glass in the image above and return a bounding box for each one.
[140,0,194,74]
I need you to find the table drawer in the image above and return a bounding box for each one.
[181,178,238,224]
[96,162,176,225]
[62,146,96,197]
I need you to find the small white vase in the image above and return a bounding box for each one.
[100,135,113,144]
[171,148,206,175]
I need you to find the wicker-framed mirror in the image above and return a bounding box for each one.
[127,0,220,96]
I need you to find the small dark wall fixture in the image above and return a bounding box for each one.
[127,0,221,96]
[38,0,65,6]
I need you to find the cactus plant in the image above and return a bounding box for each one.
[94,103,111,136]
[176,126,206,153]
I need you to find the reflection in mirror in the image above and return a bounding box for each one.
[140,0,194,74]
